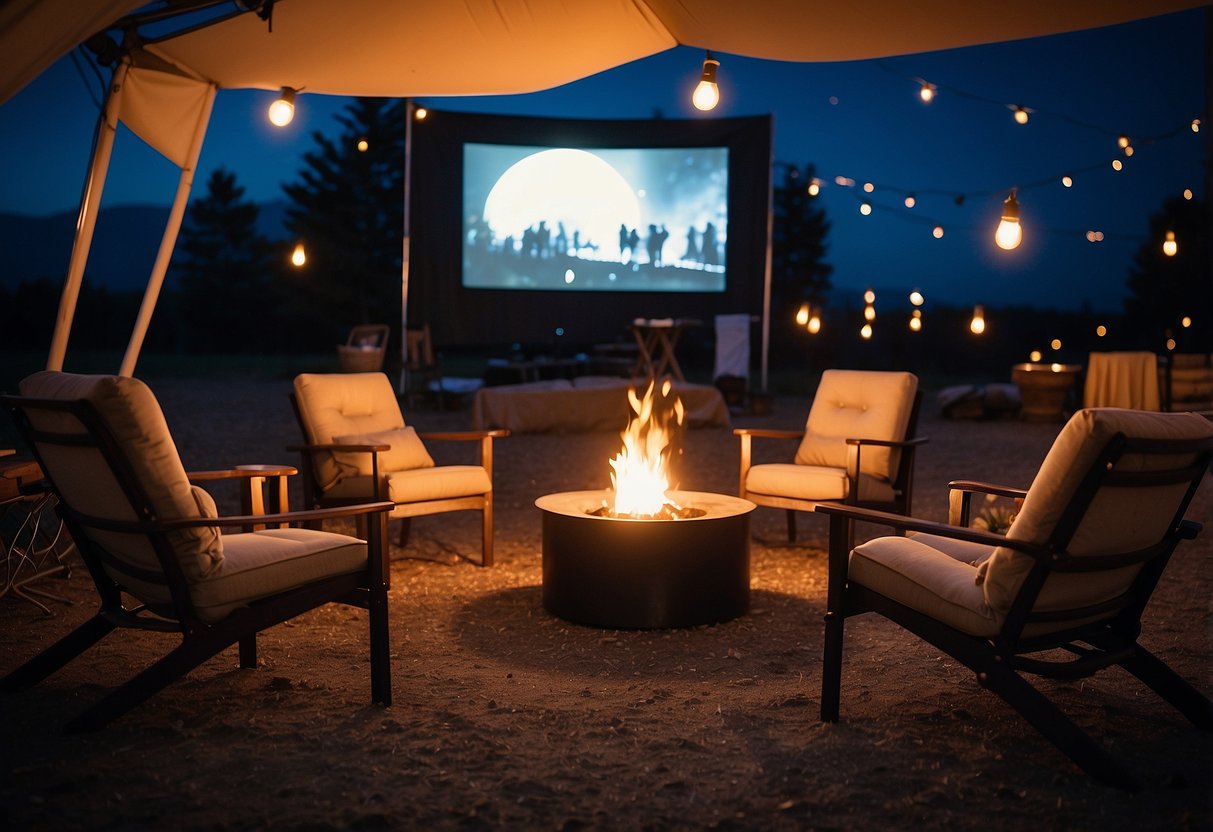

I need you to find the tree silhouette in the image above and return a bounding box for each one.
[1124,195,1210,352]
[770,162,832,360]
[282,98,405,345]
[170,167,275,352]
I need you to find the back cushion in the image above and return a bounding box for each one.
[293,373,405,489]
[982,408,1213,614]
[18,372,223,604]
[795,370,917,479]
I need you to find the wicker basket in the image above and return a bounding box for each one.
[336,344,386,373]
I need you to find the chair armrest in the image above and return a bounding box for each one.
[286,442,391,453]
[947,479,1028,526]
[418,430,510,441]
[844,436,929,448]
[66,501,397,534]
[732,428,804,439]
[813,500,1048,556]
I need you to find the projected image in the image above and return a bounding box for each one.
[463,143,728,292]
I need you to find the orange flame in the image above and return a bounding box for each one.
[608,379,685,517]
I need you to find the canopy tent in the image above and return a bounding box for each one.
[2,0,1203,378]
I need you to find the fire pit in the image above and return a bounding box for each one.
[536,379,755,629]
[537,489,754,629]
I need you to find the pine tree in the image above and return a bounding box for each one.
[282,98,406,344]
[770,163,832,358]
[170,167,274,352]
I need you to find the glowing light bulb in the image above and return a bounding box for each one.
[795,303,810,326]
[994,191,1022,250]
[1061,175,1073,188]
[1012,105,1029,125]
[1096,325,1107,337]
[808,315,821,334]
[969,305,985,335]
[1117,134,1130,149]
[1029,350,1043,362]
[1183,189,1193,200]
[932,226,944,239]
[1192,119,1201,133]
[692,53,720,111]
[864,304,876,322]
[909,316,922,332]
[268,87,296,127]
[909,290,924,307]
[290,241,306,267]
[904,194,916,208]
[919,82,936,103]
[863,289,876,304]
[1050,363,1063,373]
[860,323,873,340]
[356,138,369,152]
[863,182,874,193]
[1050,338,1062,351]
[1181,316,1192,328]
[859,201,872,216]
[1166,338,1177,351]
[1111,159,1123,171]
[807,180,820,196]
[414,107,428,120]
[1163,230,1178,257]
[1123,145,1134,157]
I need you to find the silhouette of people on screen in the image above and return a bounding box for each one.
[646,224,669,267]
[702,222,720,266]
[555,222,568,256]
[683,225,699,263]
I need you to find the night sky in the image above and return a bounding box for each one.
[0,8,1204,314]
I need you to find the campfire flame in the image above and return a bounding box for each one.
[607,379,685,517]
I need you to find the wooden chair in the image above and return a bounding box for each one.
[816,407,1213,790]
[735,370,926,542]
[1,372,394,732]
[290,372,506,566]
[405,324,444,409]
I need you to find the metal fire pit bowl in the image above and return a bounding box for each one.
[536,490,756,629]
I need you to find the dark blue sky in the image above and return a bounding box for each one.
[0,8,1204,313]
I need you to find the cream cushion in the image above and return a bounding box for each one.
[982,408,1213,615]
[189,527,367,622]
[18,372,224,604]
[333,426,435,477]
[746,463,895,504]
[293,372,405,489]
[325,465,492,510]
[794,370,917,478]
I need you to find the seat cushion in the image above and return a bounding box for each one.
[850,535,999,637]
[18,372,224,593]
[294,373,407,489]
[189,527,367,622]
[795,370,917,478]
[746,463,895,504]
[333,426,435,477]
[982,408,1213,614]
[325,465,492,505]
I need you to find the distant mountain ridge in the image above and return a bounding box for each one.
[0,201,289,292]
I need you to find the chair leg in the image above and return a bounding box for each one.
[820,608,845,722]
[2,614,115,692]
[64,635,234,733]
[368,581,391,706]
[481,502,494,568]
[786,510,797,543]
[1119,645,1213,729]
[977,661,1140,791]
[397,518,411,548]
[238,634,257,669]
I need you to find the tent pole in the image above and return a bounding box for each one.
[119,82,217,377]
[760,117,774,393]
[47,58,130,371]
[398,97,414,396]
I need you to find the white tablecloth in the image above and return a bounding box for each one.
[1083,351,1160,410]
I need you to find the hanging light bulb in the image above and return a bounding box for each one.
[860,323,873,340]
[808,313,822,334]
[290,241,307,267]
[807,180,821,196]
[1192,119,1202,133]
[909,309,923,332]
[919,82,936,103]
[1182,316,1192,328]
[863,182,875,193]
[1117,134,1130,149]
[864,304,876,322]
[859,201,872,216]
[356,138,369,152]
[692,51,720,111]
[1183,188,1194,200]
[1061,174,1073,188]
[1123,145,1134,157]
[268,87,296,127]
[932,226,944,239]
[904,194,916,208]
[969,305,985,335]
[1111,159,1123,171]
[909,290,924,307]
[795,303,810,326]
[863,289,876,304]
[414,106,428,120]
[1050,338,1062,351]
[1029,350,1043,363]
[1096,325,1108,337]
[1163,230,1178,257]
[1011,105,1029,125]
[994,190,1022,250]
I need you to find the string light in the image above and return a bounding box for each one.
[1111,159,1123,171]
[994,190,1022,251]
[969,305,985,335]
[268,87,296,127]
[1050,338,1062,350]
[1061,174,1073,188]
[290,241,306,267]
[795,303,810,326]
[807,180,821,196]
[1166,338,1177,351]
[863,289,876,304]
[1181,316,1192,328]
[356,138,369,152]
[1163,230,1178,257]
[859,201,872,215]
[692,51,720,111]
[864,304,876,321]
[1183,188,1193,200]
[414,106,429,120]
[1096,325,1107,337]
[932,226,944,239]
[808,312,822,334]
[1117,134,1130,149]
[918,82,936,103]
[860,323,873,340]
[1123,145,1134,157]
[909,309,923,332]
[904,194,916,208]
[1193,119,1202,133]
[1011,105,1030,125]
[1085,230,1105,242]
[1030,350,1043,362]
[909,290,924,306]
[863,182,875,193]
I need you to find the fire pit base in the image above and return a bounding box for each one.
[536,490,755,629]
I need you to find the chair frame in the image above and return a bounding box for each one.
[1,393,395,733]
[736,389,926,542]
[816,429,1213,790]
[289,393,507,566]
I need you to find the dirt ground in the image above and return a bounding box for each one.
[2,377,1211,831]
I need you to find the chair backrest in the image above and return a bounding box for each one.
[293,372,406,489]
[406,325,436,369]
[981,408,1213,632]
[8,372,223,617]
[794,370,918,479]
[346,324,390,350]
